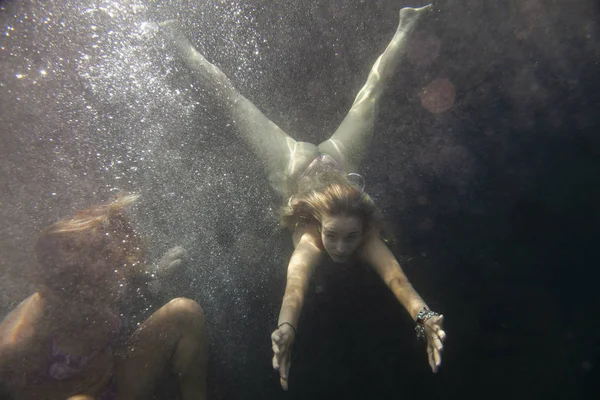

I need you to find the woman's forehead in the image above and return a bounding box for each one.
[321,215,363,232]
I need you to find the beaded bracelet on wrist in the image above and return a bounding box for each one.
[414,308,440,340]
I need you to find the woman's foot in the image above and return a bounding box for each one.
[156,20,236,97]
[396,3,433,35]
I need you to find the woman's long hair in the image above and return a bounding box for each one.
[280,171,382,235]
[33,194,144,296]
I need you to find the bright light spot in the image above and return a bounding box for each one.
[420,78,456,114]
[40,69,47,76]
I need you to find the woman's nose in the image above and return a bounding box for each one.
[337,242,349,253]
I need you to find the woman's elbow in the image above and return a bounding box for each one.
[387,276,412,291]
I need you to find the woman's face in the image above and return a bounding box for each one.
[45,260,124,303]
[320,214,363,263]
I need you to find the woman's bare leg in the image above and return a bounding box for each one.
[318,4,432,172]
[160,23,318,197]
[116,298,208,400]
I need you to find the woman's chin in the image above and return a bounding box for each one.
[329,255,349,264]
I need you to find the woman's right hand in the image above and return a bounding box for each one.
[271,323,296,390]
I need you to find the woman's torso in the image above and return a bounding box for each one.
[2,294,120,400]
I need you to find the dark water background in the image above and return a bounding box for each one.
[1,0,599,399]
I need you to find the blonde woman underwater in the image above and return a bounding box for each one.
[159,3,445,390]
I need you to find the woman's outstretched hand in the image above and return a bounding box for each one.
[154,245,188,277]
[271,324,296,390]
[424,314,446,373]
[147,246,188,295]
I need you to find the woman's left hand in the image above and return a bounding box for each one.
[153,246,188,278]
[424,314,445,373]
[147,246,188,295]
[271,324,296,390]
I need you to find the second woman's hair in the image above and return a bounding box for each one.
[33,194,144,293]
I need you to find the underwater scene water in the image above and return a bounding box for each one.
[0,0,598,399]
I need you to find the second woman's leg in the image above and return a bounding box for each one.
[161,23,318,197]
[115,298,208,400]
[318,4,432,172]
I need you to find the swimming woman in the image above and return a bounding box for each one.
[0,195,208,400]
[160,3,445,390]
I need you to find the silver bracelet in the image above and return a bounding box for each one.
[414,308,440,340]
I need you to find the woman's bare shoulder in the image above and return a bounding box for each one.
[0,293,47,354]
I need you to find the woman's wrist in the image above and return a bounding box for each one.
[414,307,440,340]
[409,302,429,321]
[277,308,299,332]
[277,321,297,336]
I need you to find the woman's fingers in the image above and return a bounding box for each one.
[426,315,444,330]
[434,315,444,331]
[431,333,444,352]
[272,341,281,355]
[280,349,291,390]
[422,315,447,373]
[272,331,289,355]
[272,331,282,370]
[427,344,436,372]
[433,345,442,369]
[271,327,294,389]
[273,345,291,390]
[280,376,289,391]
[280,349,290,379]
[437,328,446,342]
[271,330,282,342]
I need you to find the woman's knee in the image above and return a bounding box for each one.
[163,297,205,329]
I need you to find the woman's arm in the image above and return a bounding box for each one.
[359,233,427,320]
[272,228,323,390]
[0,294,44,353]
[0,293,46,389]
[358,232,446,372]
[278,229,323,329]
